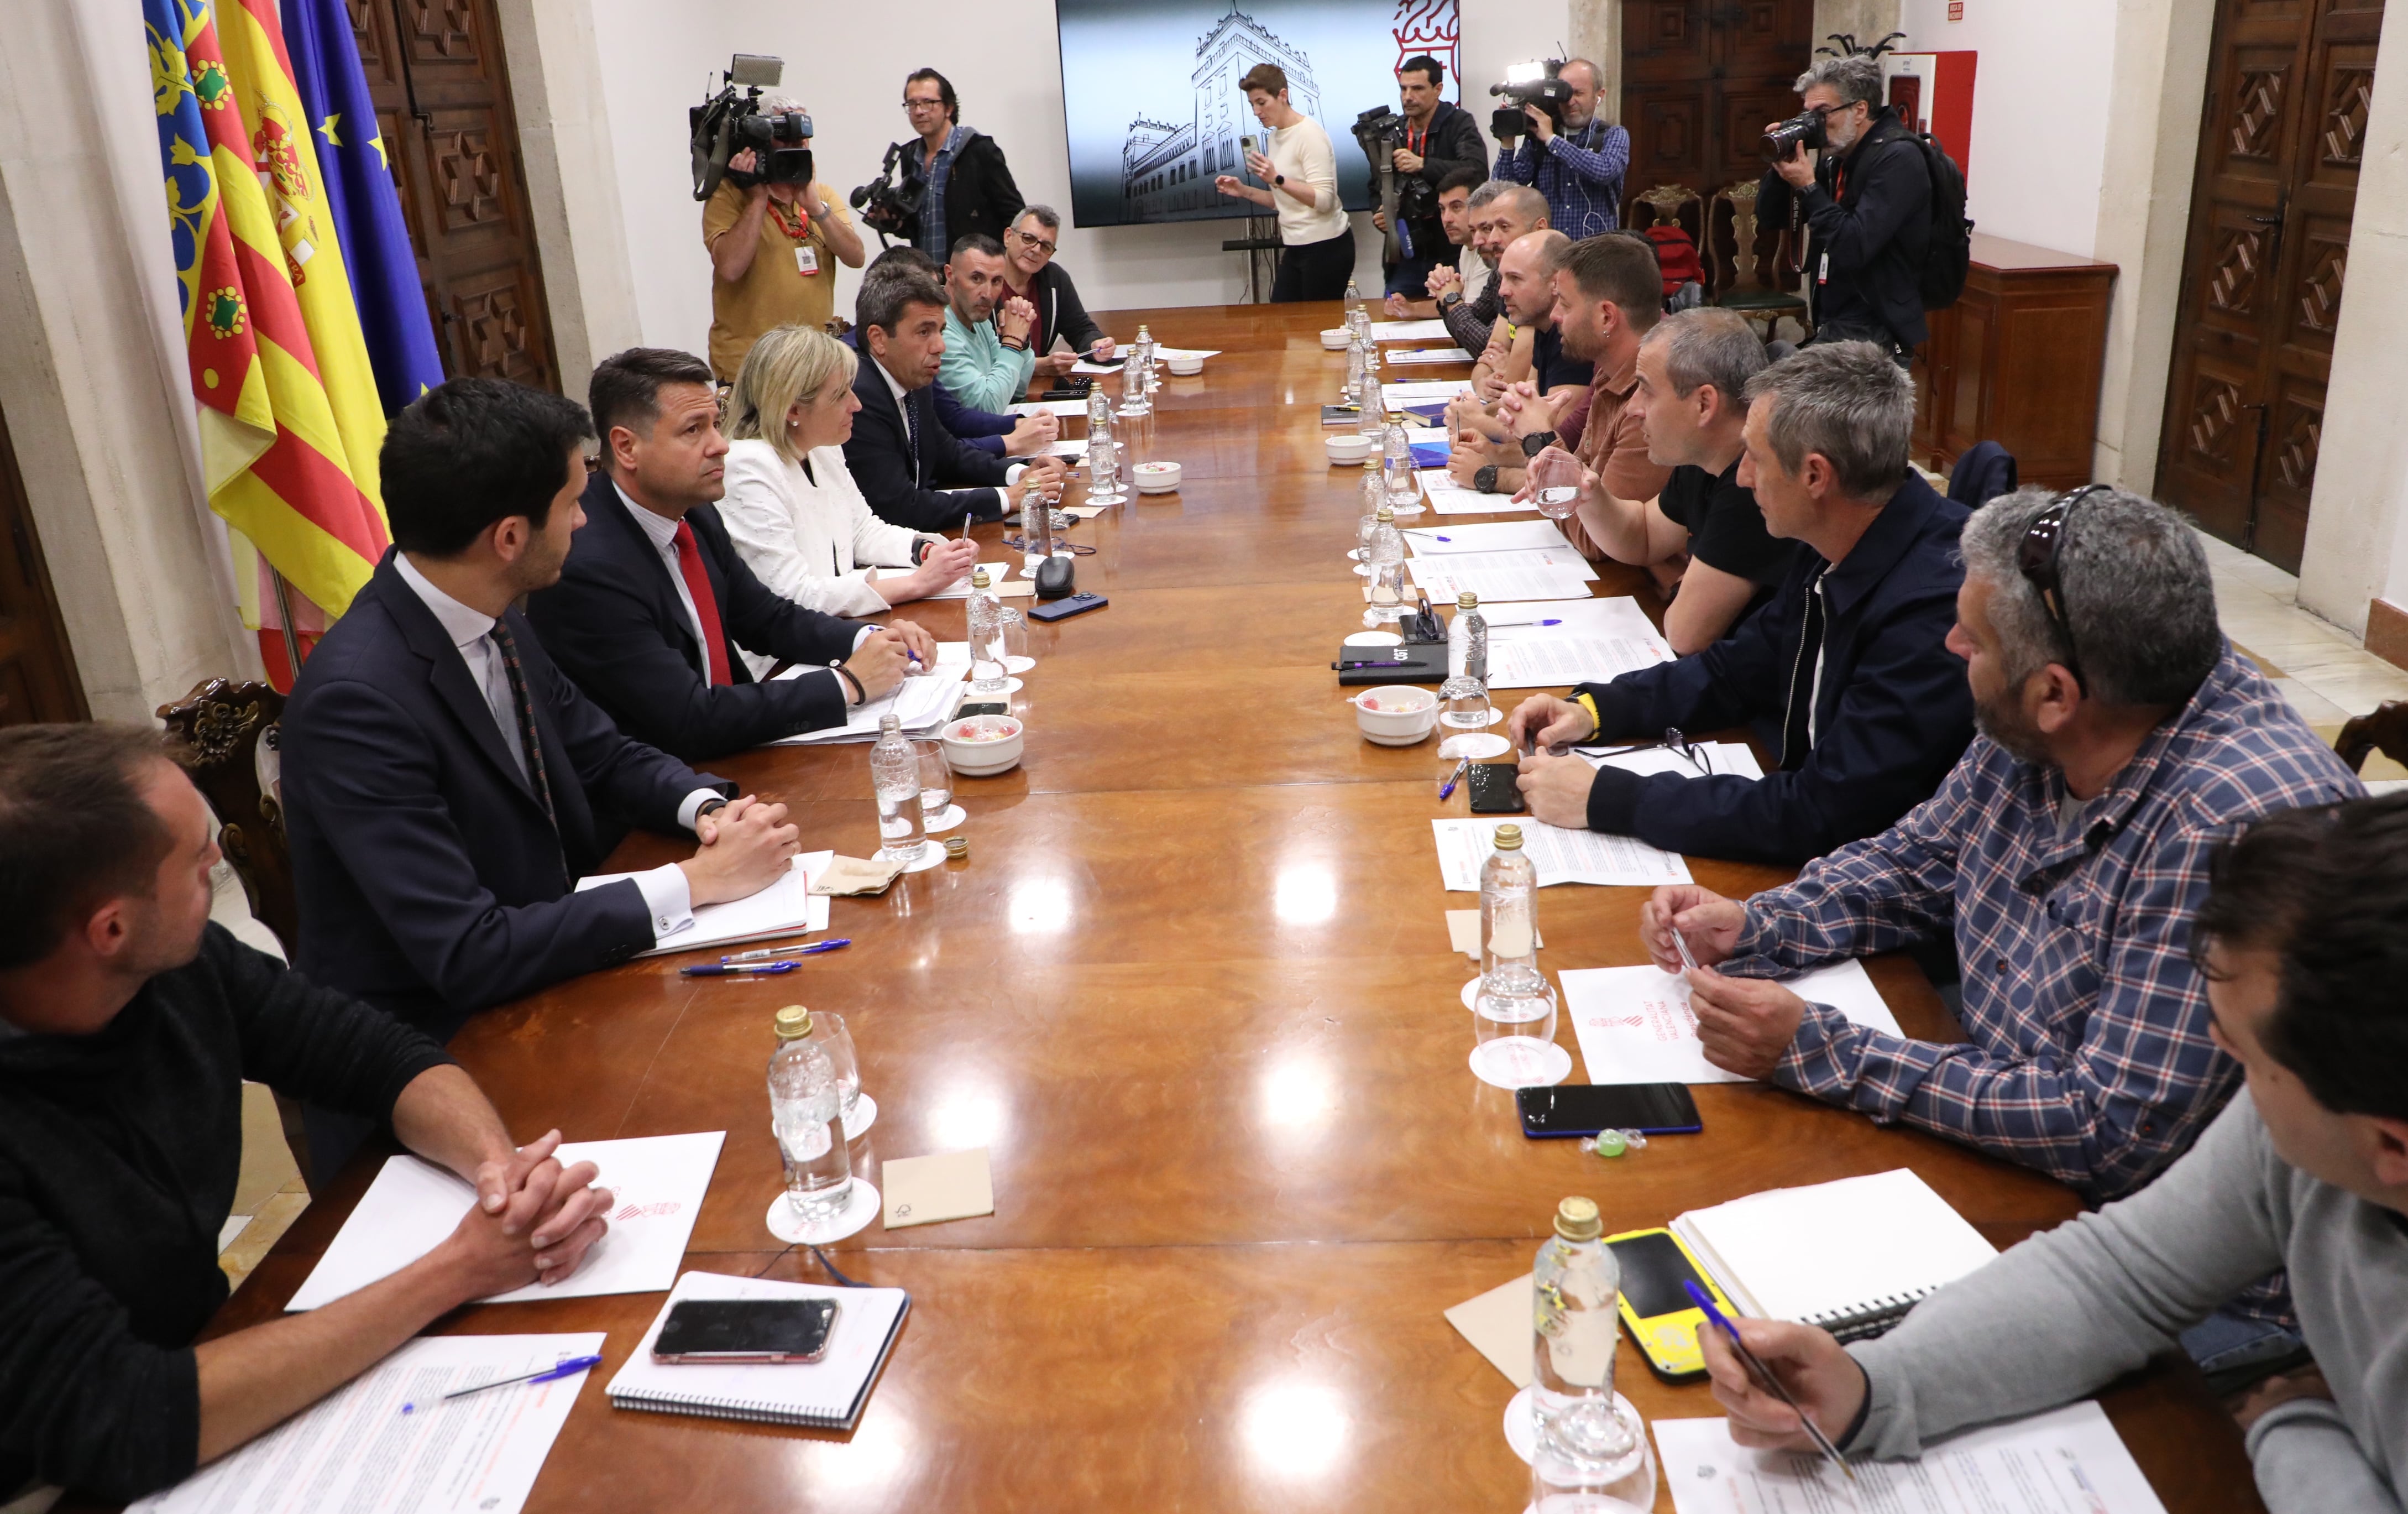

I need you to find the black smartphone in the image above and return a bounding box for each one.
[958,701,1010,718]
[1028,592,1107,623]
[1516,1082,1702,1138]
[651,1298,838,1364]
[1466,763,1525,813]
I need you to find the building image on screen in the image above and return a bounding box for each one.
[1056,0,1461,229]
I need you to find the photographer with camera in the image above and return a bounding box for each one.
[1382,166,1485,319]
[897,69,1025,264]
[699,93,866,383]
[1760,54,1931,364]
[1366,55,1486,299]
[1492,59,1627,239]
[1215,64,1352,302]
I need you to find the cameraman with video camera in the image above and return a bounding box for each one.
[1492,59,1627,238]
[699,87,866,383]
[1759,54,1930,364]
[1367,54,1486,299]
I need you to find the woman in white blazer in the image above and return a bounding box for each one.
[720,325,980,655]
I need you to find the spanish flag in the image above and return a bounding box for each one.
[148,0,391,680]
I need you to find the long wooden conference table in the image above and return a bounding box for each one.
[195,304,2262,1513]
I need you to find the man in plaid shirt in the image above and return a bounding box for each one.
[1493,59,1629,238]
[1642,487,2359,1374]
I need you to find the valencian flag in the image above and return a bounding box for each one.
[280,0,444,415]
[148,0,391,685]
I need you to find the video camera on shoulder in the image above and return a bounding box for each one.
[690,54,813,201]
[1489,60,1572,141]
[849,143,924,243]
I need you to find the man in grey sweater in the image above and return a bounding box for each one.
[1700,793,2408,1513]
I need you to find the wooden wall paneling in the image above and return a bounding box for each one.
[0,395,85,723]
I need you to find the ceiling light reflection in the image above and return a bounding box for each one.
[1237,1381,1353,1481]
[1272,863,1338,925]
[1257,1053,1340,1132]
[1007,875,1074,935]
[923,1085,1010,1152]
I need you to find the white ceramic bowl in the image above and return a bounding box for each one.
[940,714,1023,776]
[1134,460,1182,493]
[1352,686,1438,746]
[1326,434,1377,466]
[1320,327,1351,350]
[1167,356,1203,376]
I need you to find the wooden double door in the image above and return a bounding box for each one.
[1621,0,1817,200]
[0,397,85,725]
[2157,0,2381,572]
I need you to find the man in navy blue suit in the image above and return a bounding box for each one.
[282,378,803,1104]
[525,347,934,761]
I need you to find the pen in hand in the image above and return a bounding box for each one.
[1684,1281,1855,1481]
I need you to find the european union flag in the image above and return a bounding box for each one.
[280,0,445,415]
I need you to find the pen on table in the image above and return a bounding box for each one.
[405,1355,604,1412]
[679,962,799,977]
[1486,618,1562,629]
[1684,1281,1856,1481]
[1438,757,1470,799]
[724,938,850,963]
[1332,657,1407,670]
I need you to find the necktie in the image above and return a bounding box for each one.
[900,389,920,483]
[486,620,559,836]
[1779,570,1828,771]
[672,519,733,685]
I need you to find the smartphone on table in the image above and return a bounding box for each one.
[651,1298,838,1364]
[1603,1227,1731,1382]
[1514,1082,1701,1137]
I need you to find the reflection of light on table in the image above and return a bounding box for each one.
[801,1392,916,1491]
[1236,1381,1352,1481]
[1006,875,1074,934]
[924,1084,1011,1151]
[1255,1052,1339,1134]
[1271,863,1338,925]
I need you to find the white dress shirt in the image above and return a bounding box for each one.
[875,357,1029,490]
[392,551,705,942]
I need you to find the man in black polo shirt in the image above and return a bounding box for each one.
[0,723,614,1503]
[1449,229,1590,497]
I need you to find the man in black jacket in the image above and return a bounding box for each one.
[842,269,1064,532]
[1758,53,1932,363]
[1506,342,1975,865]
[0,722,615,1503]
[900,67,1023,261]
[526,347,933,760]
[284,377,802,1071]
[1380,54,1488,297]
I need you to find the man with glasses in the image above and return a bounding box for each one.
[897,68,1024,263]
[997,206,1113,380]
[1758,54,1931,366]
[1636,482,2358,1382]
[1491,59,1628,238]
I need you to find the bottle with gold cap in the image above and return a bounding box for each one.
[767,1006,852,1226]
[1473,824,1558,1084]
[1364,504,1408,623]
[967,567,1007,695]
[1448,589,1487,683]
[1532,1195,1642,1482]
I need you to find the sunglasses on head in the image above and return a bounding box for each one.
[2015,484,2112,696]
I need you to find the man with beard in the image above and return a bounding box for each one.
[1446,230,1589,498]
[1631,484,2359,1228]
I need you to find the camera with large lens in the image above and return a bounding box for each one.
[849,142,924,243]
[689,54,813,201]
[1761,108,1828,161]
[1352,105,1436,221]
[1489,60,1572,140]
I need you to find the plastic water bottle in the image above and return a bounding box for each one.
[1346,275,1364,326]
[1345,335,1369,406]
[1533,1197,1641,1474]
[1381,419,1418,512]
[1450,591,1488,682]
[1134,323,1159,392]
[1085,386,1111,434]
[966,568,1007,695]
[1022,490,1055,568]
[1354,468,1385,575]
[1474,824,1559,1080]
[768,1006,851,1227]
[1120,347,1147,411]
[1364,504,1408,623]
[871,714,925,861]
[1358,373,1385,441]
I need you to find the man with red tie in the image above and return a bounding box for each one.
[527,348,937,762]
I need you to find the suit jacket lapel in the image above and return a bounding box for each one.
[369,557,541,807]
[584,473,706,677]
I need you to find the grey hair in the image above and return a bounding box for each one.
[1561,59,1603,91]
[761,92,805,115]
[1467,179,1510,211]
[1739,341,1913,501]
[1794,54,1882,107]
[1960,486,2222,708]
[1017,204,1062,232]
[1642,307,1766,406]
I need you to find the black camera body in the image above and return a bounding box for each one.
[1490,62,1573,140]
[849,142,924,243]
[1762,109,1828,161]
[689,54,813,201]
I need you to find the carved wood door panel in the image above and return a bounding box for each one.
[0,395,87,724]
[1621,0,1815,201]
[349,0,560,394]
[2156,0,2379,573]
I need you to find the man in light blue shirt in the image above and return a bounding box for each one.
[938,233,1037,411]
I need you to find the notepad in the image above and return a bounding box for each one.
[606,1270,910,1431]
[577,852,831,953]
[1671,1168,1999,1341]
[1367,317,1454,341]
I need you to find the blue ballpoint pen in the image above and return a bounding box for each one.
[1438,757,1470,799]
[723,938,850,964]
[1486,618,1562,629]
[405,1354,604,1412]
[1684,1281,1856,1480]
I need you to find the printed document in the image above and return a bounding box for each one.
[1383,346,1472,366]
[1401,520,1575,556]
[768,661,967,744]
[577,852,831,953]
[1433,816,1692,890]
[1367,317,1454,341]
[1566,959,1902,1085]
[1407,547,1598,603]
[1477,596,1675,689]
[1420,468,1537,515]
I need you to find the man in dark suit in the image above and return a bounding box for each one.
[282,377,803,1108]
[525,347,934,761]
[841,268,1065,532]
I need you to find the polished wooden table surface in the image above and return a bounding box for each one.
[206,305,2260,1513]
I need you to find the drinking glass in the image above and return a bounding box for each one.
[1528,1403,1656,1514]
[1001,605,1035,672]
[1535,485,1581,525]
[1472,975,1561,1088]
[915,740,953,826]
[1437,676,1495,759]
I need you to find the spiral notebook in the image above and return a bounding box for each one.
[1669,1169,1999,1343]
[606,1271,910,1430]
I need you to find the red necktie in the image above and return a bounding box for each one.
[671,519,732,685]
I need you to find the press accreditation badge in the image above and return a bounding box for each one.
[795,244,820,276]
[1818,250,1829,285]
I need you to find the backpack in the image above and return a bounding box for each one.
[1912,132,1973,311]
[1641,225,1704,298]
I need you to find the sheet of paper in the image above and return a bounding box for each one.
[1432,817,1692,890]
[128,1333,603,1514]
[1407,547,1599,603]
[1067,358,1128,375]
[881,1148,994,1229]
[1383,346,1474,366]
[1446,909,1541,959]
[1009,398,1090,417]
[1063,504,1108,519]
[1566,959,1902,1085]
[577,855,830,952]
[1384,379,1475,402]
[1477,596,1676,689]
[286,1132,725,1312]
[763,665,968,746]
[1402,520,1575,556]
[1404,425,1449,443]
[1419,468,1536,515]
[926,562,1034,599]
[1656,1402,2170,1514]
[1583,741,1765,781]
[1443,1273,1533,1388]
[1041,438,1089,457]
[1152,346,1220,361]
[1368,317,1456,341]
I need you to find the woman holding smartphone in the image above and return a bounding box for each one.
[1213,64,1353,302]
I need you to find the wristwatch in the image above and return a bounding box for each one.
[1520,431,1558,459]
[910,537,934,566]
[695,797,729,823]
[1438,290,1463,310]
[1273,173,1287,187]
[1473,464,1500,494]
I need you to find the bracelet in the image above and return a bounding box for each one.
[831,663,867,704]
[1575,693,1601,739]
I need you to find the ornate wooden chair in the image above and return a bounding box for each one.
[156,677,314,1190]
[1622,182,1705,268]
[1707,180,1809,338]
[2336,702,2408,775]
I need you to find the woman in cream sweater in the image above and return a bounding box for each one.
[720,325,980,654]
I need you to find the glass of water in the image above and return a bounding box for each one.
[917,740,954,826]
[1437,676,1495,759]
[876,771,926,860]
[1528,1422,1657,1514]
[1472,973,1561,1088]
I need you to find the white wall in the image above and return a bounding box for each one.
[1898,0,2117,257]
[588,0,1568,357]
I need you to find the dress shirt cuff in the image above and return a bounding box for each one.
[634,863,697,943]
[676,787,724,833]
[1004,462,1027,486]
[851,624,880,652]
[1583,762,1644,837]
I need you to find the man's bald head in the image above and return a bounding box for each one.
[1498,229,1572,326]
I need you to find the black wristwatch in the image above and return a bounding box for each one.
[1438,290,1463,310]
[695,797,728,824]
[1274,173,1287,187]
[1473,464,1500,494]
[1520,431,1558,458]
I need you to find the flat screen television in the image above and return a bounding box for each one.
[1055,0,1462,228]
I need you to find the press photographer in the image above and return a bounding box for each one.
[1490,58,1628,238]
[695,58,865,383]
[1758,51,1933,363]
[1361,54,1485,299]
